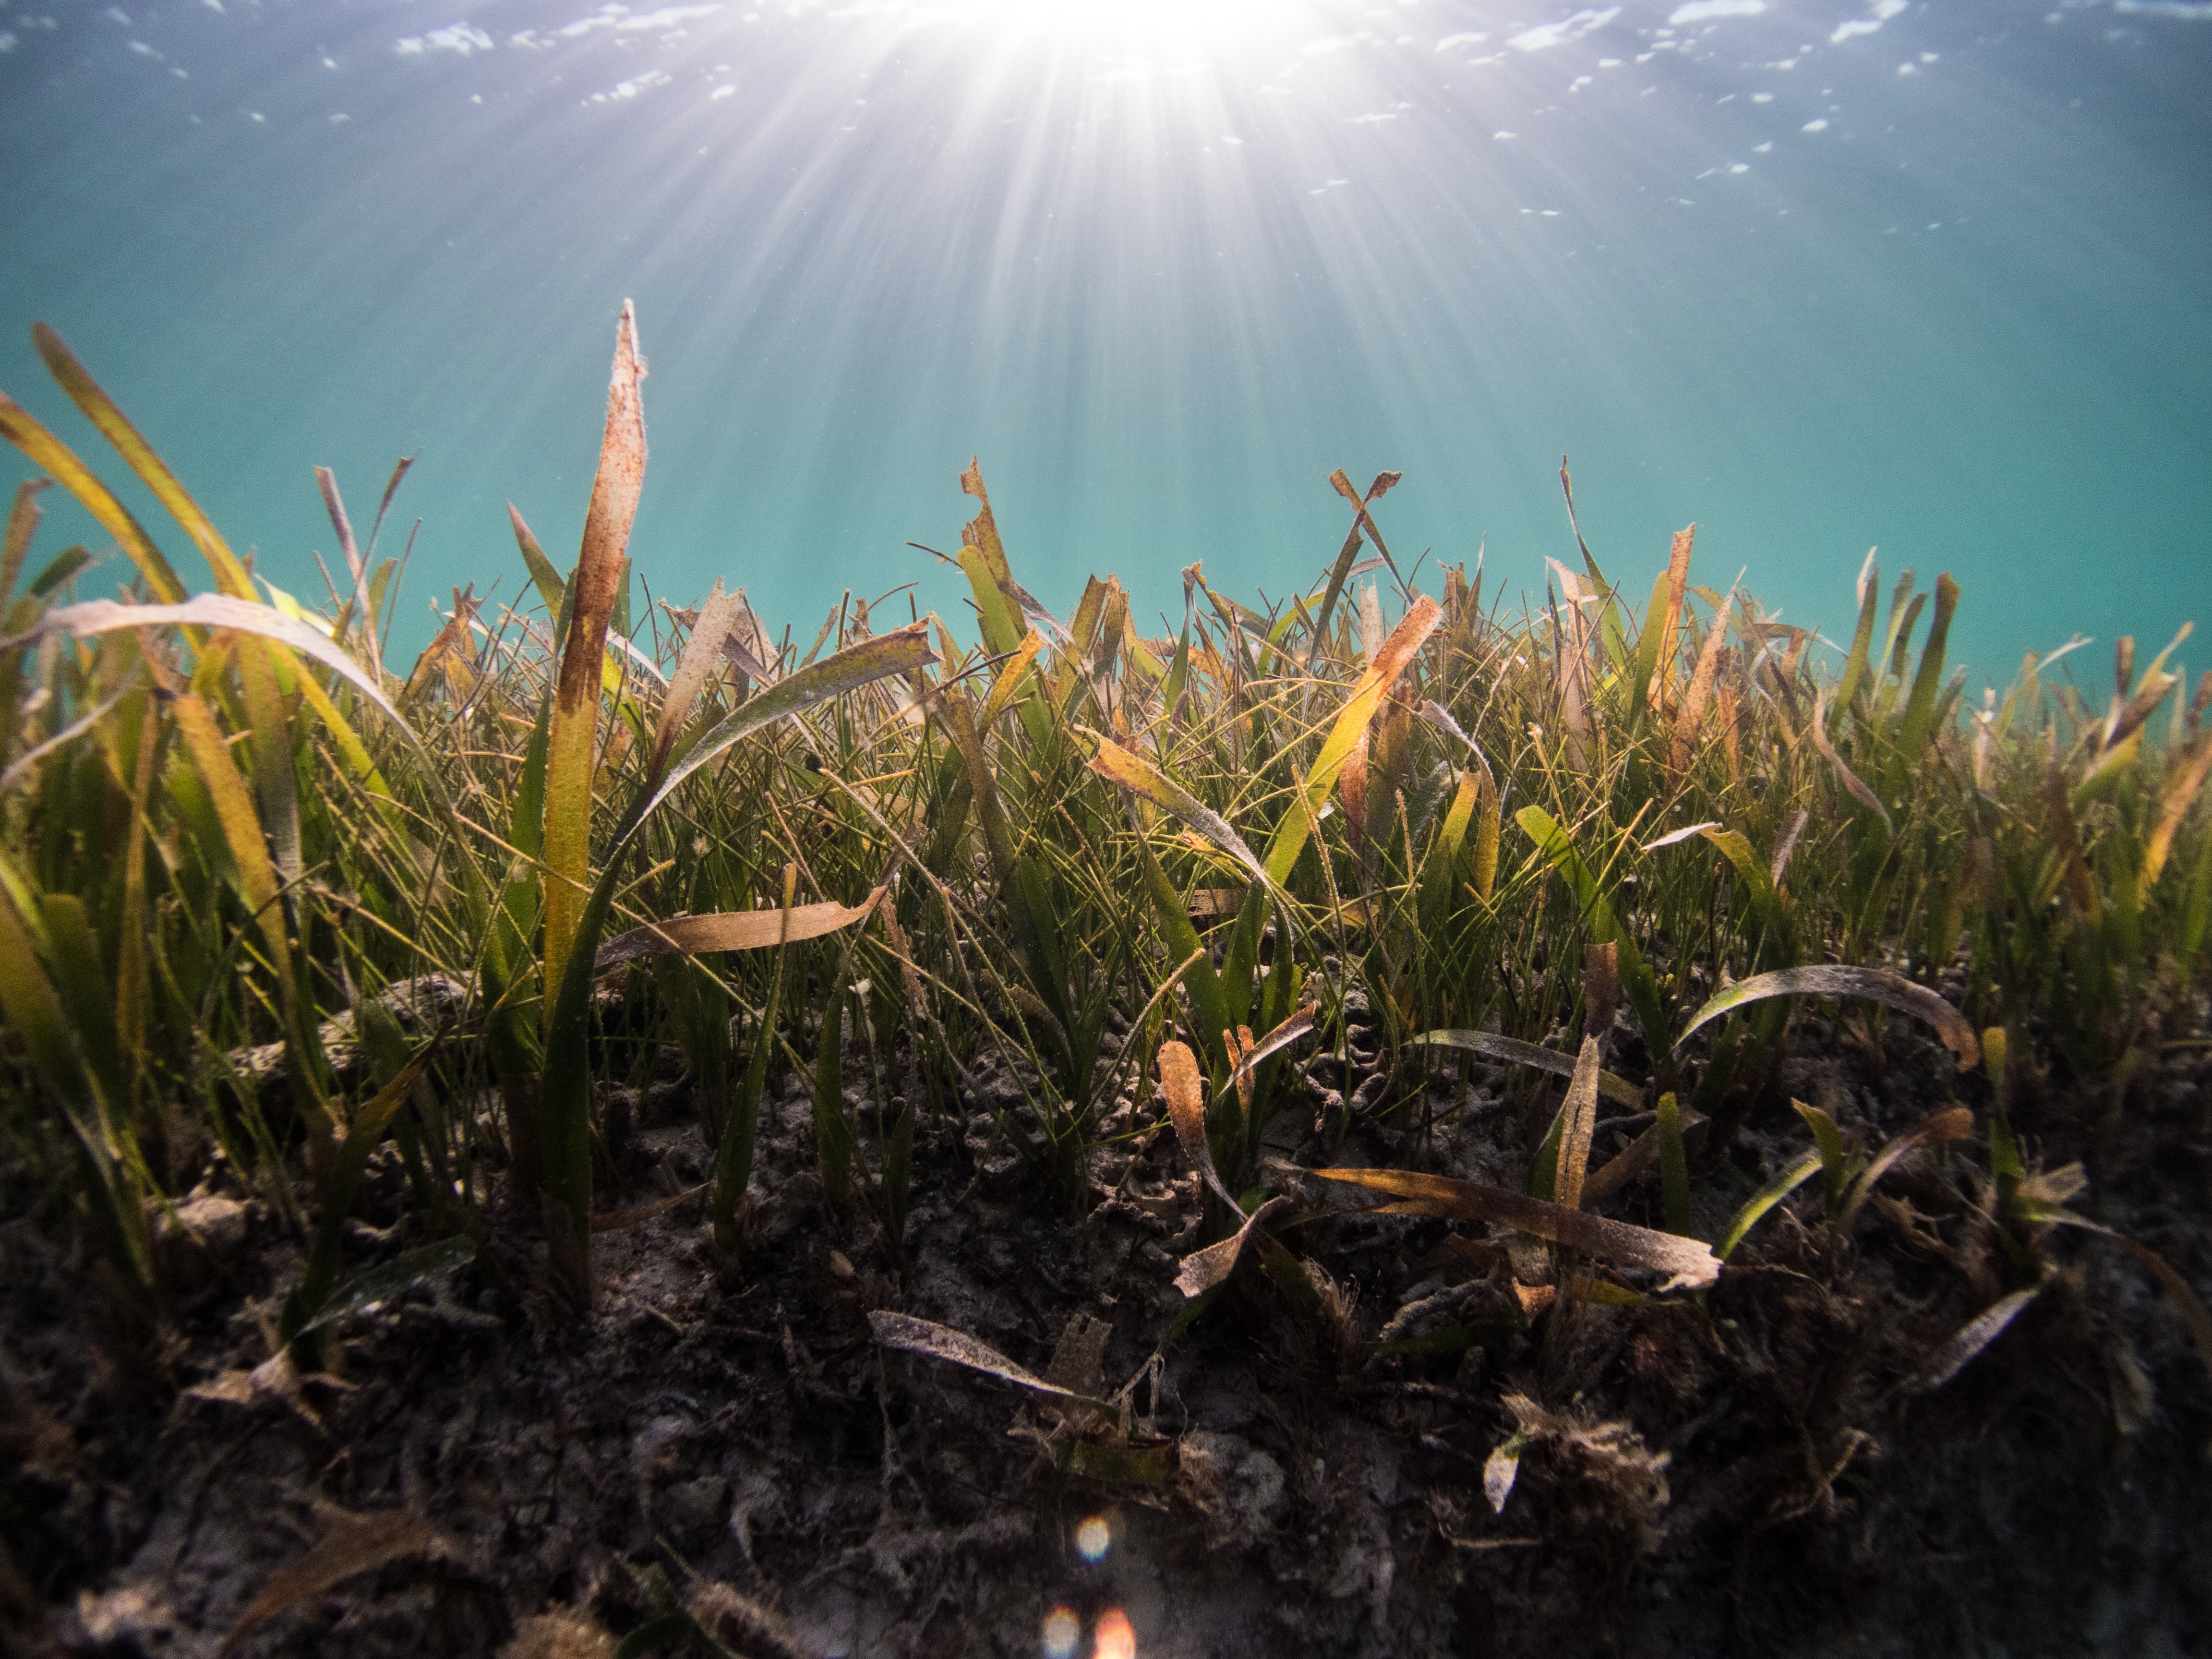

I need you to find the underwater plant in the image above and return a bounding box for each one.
[2,305,2210,1654]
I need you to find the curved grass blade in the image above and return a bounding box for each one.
[222,1510,445,1655]
[596,889,884,971]
[1090,735,1272,892]
[20,595,420,748]
[538,622,936,1305]
[646,578,745,785]
[1264,594,1441,887]
[2015,1204,2212,1395]
[0,391,186,603]
[979,626,1046,731]
[634,623,934,828]
[1810,687,1891,836]
[1698,826,1790,946]
[293,1236,477,1339]
[1408,1028,1643,1108]
[509,504,567,616]
[1227,1003,1318,1103]
[1159,1038,1243,1214]
[1792,1098,1850,1211]
[1642,820,1721,851]
[869,1310,1121,1422]
[1675,964,1978,1070]
[1832,1106,1973,1230]
[1915,1286,2041,1392]
[1174,1195,1292,1298]
[1313,1166,1720,1292]
[33,323,254,598]
[1715,1147,1822,1262]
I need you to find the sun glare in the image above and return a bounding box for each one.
[925,0,1314,47]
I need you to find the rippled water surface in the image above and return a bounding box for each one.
[3,0,2208,670]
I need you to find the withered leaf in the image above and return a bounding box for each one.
[1173,1196,1291,1299]
[867,1311,1120,1423]
[1677,965,1979,1071]
[1313,1167,1720,1292]
[595,889,884,970]
[224,1509,445,1652]
[1916,1287,2041,1392]
[1158,1039,1244,1215]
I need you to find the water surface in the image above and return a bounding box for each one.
[3,0,2208,678]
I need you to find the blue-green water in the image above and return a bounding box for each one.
[3,0,2208,680]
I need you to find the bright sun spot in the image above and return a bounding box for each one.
[926,0,1310,45]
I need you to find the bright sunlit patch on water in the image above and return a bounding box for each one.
[1094,1609,1137,1659]
[910,0,1316,46]
[1040,1606,1081,1659]
[1074,1514,1111,1561]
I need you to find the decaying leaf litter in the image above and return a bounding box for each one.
[2,308,2210,1658]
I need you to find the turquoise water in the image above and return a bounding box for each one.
[2,0,2208,681]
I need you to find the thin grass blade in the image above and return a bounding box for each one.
[222,1510,445,1654]
[1553,1036,1603,1212]
[1834,1106,1973,1229]
[1313,1166,1720,1291]
[1408,1029,1643,1108]
[0,391,187,602]
[1915,1287,2041,1392]
[869,1311,1121,1420]
[542,300,648,1016]
[1675,965,1978,1070]
[1715,1148,1822,1261]
[597,889,884,971]
[1090,735,1271,892]
[33,323,255,598]
[1263,595,1441,887]
[23,595,419,748]
[646,578,745,785]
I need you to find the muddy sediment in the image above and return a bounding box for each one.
[4,1013,2209,1659]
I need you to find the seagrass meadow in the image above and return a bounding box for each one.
[3,309,2211,1659]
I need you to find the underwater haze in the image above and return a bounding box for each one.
[2,0,2209,676]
